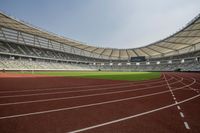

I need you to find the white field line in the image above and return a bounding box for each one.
[0,74,165,94]
[0,76,195,120]
[166,73,191,130]
[180,112,184,118]
[0,77,175,99]
[68,94,200,133]
[173,97,176,100]
[0,78,178,106]
[0,82,133,94]
[164,73,174,96]
[177,106,181,110]
[172,75,198,90]
[171,74,199,94]
[184,122,190,129]
[0,77,180,106]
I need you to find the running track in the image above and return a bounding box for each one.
[0,72,200,133]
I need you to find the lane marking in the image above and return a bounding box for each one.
[0,85,169,106]
[177,106,181,110]
[0,77,182,106]
[0,79,196,120]
[164,74,178,104]
[0,75,167,94]
[164,73,191,130]
[172,74,198,94]
[180,112,184,118]
[167,73,195,130]
[0,77,175,99]
[173,97,176,100]
[67,94,200,133]
[0,82,134,93]
[184,122,190,129]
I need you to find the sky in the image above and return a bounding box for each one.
[0,0,200,48]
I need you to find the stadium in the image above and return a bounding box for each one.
[0,11,200,71]
[0,2,200,133]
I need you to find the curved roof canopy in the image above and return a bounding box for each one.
[0,11,200,59]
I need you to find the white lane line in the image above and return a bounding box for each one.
[0,84,169,106]
[0,82,133,93]
[180,112,184,118]
[177,106,181,110]
[0,75,167,94]
[0,77,179,99]
[167,73,194,130]
[0,80,196,120]
[164,74,177,103]
[173,97,176,100]
[68,94,200,133]
[0,77,187,106]
[0,77,175,99]
[184,122,190,129]
[165,74,191,130]
[172,75,198,94]
[164,74,171,90]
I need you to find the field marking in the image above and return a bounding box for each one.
[165,73,192,130]
[177,106,181,110]
[0,77,175,99]
[180,112,184,118]
[172,74,199,94]
[0,77,181,106]
[0,76,195,120]
[173,97,176,100]
[164,74,179,106]
[0,82,133,93]
[0,76,168,95]
[0,74,166,94]
[67,94,200,133]
[0,84,168,106]
[184,122,190,129]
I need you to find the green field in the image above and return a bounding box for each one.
[25,71,161,81]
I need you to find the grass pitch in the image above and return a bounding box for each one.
[26,71,161,81]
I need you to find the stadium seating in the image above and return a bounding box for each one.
[0,56,94,70]
[0,39,200,71]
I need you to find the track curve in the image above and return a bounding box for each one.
[0,72,199,133]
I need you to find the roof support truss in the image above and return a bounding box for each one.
[140,48,151,57]
[126,50,130,58]
[163,40,191,46]
[147,47,164,54]
[155,45,178,51]
[132,49,139,57]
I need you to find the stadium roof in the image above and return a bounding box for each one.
[0,11,200,59]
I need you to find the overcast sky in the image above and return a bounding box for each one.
[0,0,200,48]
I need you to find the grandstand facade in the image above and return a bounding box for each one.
[0,11,200,71]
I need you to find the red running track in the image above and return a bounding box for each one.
[0,72,200,133]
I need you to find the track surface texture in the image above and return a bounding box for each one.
[0,72,200,133]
